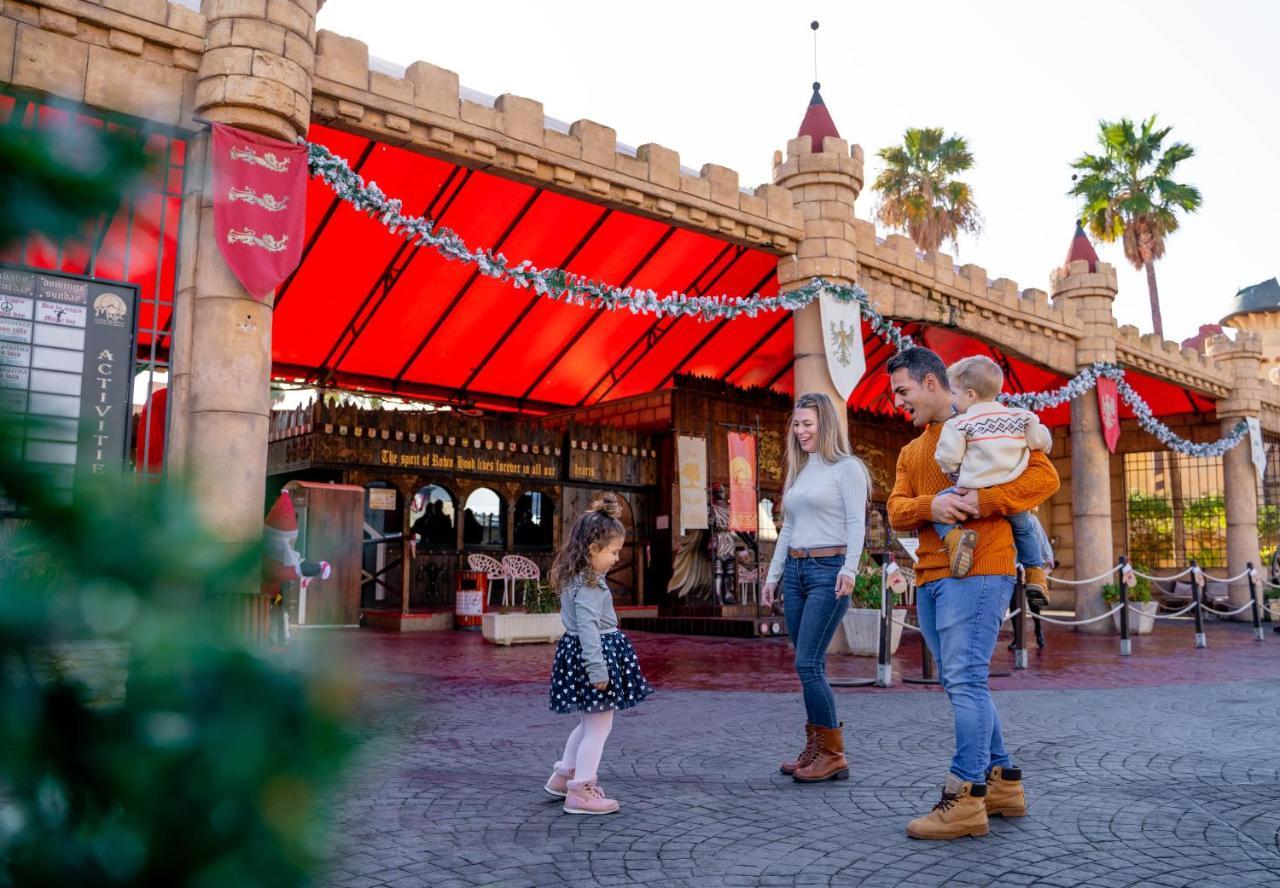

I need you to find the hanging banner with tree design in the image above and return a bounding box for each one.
[213,124,307,300]
[726,432,757,533]
[1096,375,1121,453]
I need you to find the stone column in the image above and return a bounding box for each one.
[772,135,864,423]
[1051,258,1120,632]
[1205,333,1264,615]
[169,0,319,544]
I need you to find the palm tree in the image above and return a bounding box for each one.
[872,127,982,254]
[1069,116,1202,338]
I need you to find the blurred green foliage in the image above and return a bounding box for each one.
[0,106,152,248]
[0,108,359,886]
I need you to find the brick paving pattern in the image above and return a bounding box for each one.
[316,623,1280,887]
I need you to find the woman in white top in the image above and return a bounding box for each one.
[761,392,870,783]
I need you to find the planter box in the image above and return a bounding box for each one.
[828,608,907,656]
[482,611,564,645]
[1112,600,1157,635]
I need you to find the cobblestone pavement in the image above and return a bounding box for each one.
[317,625,1280,888]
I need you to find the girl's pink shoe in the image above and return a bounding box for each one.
[563,779,619,815]
[544,766,574,798]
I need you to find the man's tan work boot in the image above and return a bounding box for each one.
[906,774,989,839]
[984,766,1027,817]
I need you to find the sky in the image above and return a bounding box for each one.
[316,0,1280,345]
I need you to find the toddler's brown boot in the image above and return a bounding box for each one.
[943,528,979,577]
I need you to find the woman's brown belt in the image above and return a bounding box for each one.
[788,546,847,559]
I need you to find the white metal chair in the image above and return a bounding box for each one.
[467,553,508,607]
[501,554,541,608]
[737,566,759,605]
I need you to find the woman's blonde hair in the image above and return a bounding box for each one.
[549,494,625,590]
[783,393,871,502]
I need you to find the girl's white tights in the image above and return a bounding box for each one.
[556,710,614,783]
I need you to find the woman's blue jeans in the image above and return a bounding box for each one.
[916,573,1016,784]
[782,555,849,729]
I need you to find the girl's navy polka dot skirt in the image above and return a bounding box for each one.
[549,630,654,714]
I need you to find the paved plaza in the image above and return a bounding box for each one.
[317,624,1280,888]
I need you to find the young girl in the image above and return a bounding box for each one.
[544,495,653,815]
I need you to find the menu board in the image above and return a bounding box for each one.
[0,265,137,511]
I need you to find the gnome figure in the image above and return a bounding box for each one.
[262,489,331,646]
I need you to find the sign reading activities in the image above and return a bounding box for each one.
[0,265,136,509]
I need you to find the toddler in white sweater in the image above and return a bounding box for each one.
[933,355,1052,594]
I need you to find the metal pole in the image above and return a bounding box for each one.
[1191,558,1207,649]
[876,552,893,687]
[1118,555,1131,657]
[1012,564,1027,670]
[1248,562,1264,642]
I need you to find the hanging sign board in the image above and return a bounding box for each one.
[0,265,137,512]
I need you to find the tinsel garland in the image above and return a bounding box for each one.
[303,139,1248,458]
[303,140,915,349]
[1000,363,1249,458]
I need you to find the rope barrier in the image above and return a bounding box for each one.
[1150,601,1199,619]
[1029,604,1123,627]
[1046,566,1121,586]
[1131,567,1195,581]
[891,618,922,633]
[1202,600,1258,617]
[1199,569,1256,584]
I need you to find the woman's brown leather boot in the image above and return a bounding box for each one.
[780,723,817,775]
[792,723,849,782]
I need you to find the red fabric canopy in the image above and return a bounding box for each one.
[274,125,784,413]
[274,126,1217,429]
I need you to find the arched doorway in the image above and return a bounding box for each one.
[409,483,457,608]
[463,486,506,549]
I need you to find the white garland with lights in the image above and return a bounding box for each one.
[303,139,1248,458]
[1000,363,1249,458]
[304,139,916,349]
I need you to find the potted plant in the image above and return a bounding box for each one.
[482,579,565,645]
[827,556,907,656]
[1103,572,1156,635]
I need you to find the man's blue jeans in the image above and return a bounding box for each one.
[916,573,1015,783]
[782,555,850,729]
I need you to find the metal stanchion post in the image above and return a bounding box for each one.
[1191,559,1207,649]
[1247,563,1264,642]
[1012,565,1027,670]
[1118,555,1131,657]
[876,553,893,687]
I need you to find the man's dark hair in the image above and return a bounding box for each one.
[886,346,950,391]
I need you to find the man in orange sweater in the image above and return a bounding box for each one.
[886,347,1060,840]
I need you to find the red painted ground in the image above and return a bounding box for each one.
[301,618,1280,693]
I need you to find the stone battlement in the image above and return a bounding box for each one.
[309,29,806,252]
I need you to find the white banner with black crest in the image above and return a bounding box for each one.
[819,288,865,402]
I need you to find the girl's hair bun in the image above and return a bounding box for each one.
[587,493,623,520]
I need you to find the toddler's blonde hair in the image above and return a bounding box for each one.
[947,355,1004,401]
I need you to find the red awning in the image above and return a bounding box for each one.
[273,125,783,413]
